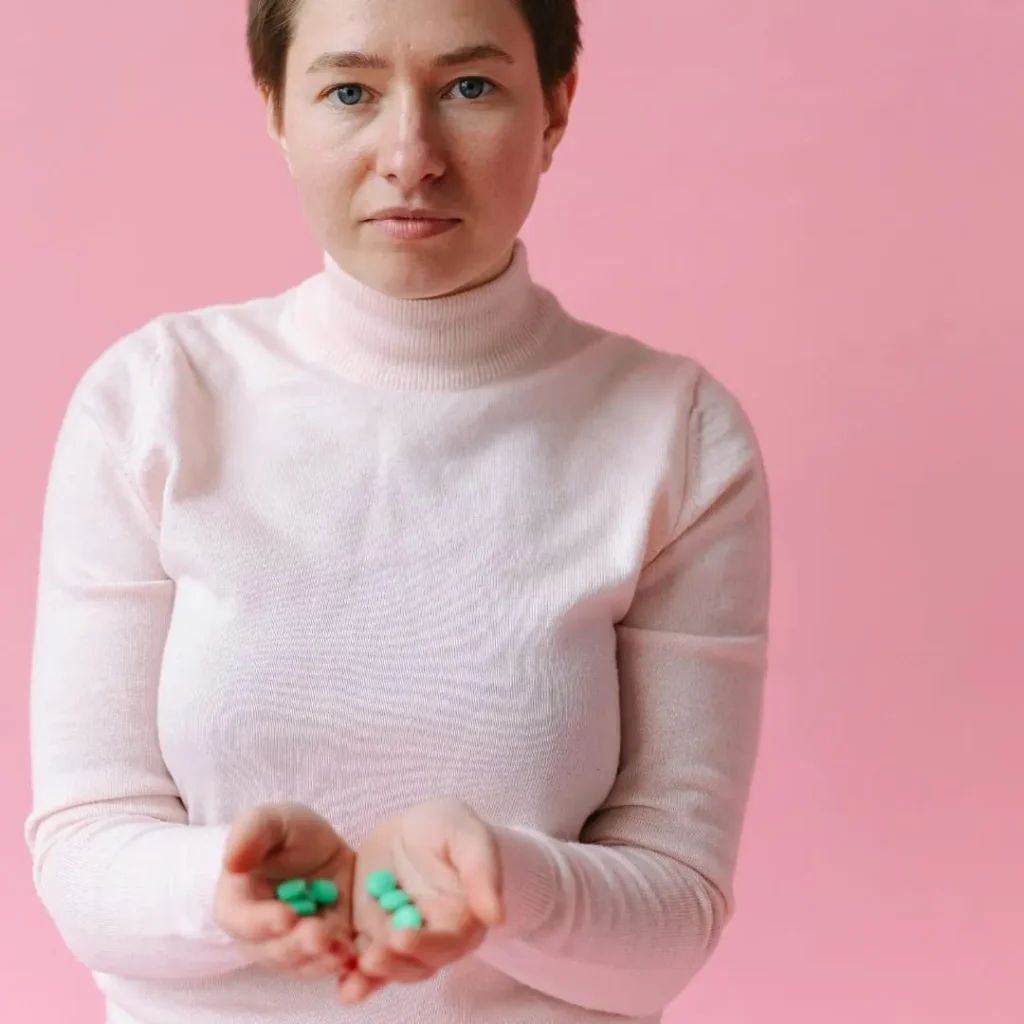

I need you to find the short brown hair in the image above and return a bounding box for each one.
[247,0,581,116]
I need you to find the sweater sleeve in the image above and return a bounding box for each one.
[475,370,772,1017]
[25,365,253,980]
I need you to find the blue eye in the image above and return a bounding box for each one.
[451,77,494,100]
[330,84,366,106]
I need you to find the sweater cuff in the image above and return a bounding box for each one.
[491,825,559,941]
[190,824,255,969]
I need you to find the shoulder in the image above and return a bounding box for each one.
[580,328,767,548]
[66,286,294,442]
[579,328,762,463]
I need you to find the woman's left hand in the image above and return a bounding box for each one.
[337,797,505,1005]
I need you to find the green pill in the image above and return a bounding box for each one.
[390,905,423,931]
[289,897,319,917]
[308,879,339,906]
[365,870,399,900]
[276,879,308,902]
[378,889,411,912]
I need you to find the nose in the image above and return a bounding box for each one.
[374,91,446,189]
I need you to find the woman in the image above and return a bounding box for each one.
[26,0,772,1021]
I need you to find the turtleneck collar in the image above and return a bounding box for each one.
[287,240,567,391]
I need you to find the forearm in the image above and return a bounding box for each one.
[477,827,726,1018]
[478,371,771,1016]
[28,583,250,980]
[28,390,253,980]
[29,813,251,980]
[476,624,765,1018]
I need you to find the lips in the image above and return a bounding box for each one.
[367,208,460,222]
[366,212,462,241]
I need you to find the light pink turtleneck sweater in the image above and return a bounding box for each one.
[26,242,772,1024]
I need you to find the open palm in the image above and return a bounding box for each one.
[215,802,357,979]
[338,797,504,1004]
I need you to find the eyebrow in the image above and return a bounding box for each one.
[306,43,515,75]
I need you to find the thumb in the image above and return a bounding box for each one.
[223,805,287,875]
[449,821,504,928]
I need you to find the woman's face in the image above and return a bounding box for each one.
[271,0,575,298]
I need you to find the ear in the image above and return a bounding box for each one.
[261,86,292,171]
[541,69,578,173]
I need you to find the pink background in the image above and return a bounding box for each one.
[2,2,1022,1021]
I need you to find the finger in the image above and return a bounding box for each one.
[387,899,473,960]
[317,904,358,961]
[255,936,309,972]
[358,941,434,984]
[223,806,287,875]
[291,907,356,963]
[337,969,384,1005]
[351,874,393,952]
[217,874,295,942]
[294,951,352,981]
[389,921,485,971]
[449,824,504,927]
[327,931,358,963]
[294,916,357,963]
[259,917,342,972]
[279,929,360,980]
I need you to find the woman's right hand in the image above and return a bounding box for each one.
[213,802,358,980]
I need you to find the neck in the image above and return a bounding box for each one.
[288,241,567,391]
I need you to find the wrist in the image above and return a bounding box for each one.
[490,826,559,941]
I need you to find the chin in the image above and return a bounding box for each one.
[368,246,483,300]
